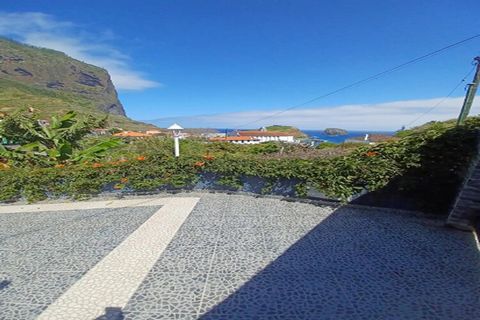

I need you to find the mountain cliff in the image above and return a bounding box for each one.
[0,38,125,115]
[0,38,156,130]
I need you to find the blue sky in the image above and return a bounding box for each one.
[1,0,479,129]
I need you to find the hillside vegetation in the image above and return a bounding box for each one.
[265,125,307,138]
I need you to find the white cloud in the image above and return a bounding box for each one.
[0,12,160,90]
[149,96,480,130]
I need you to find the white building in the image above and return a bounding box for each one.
[145,130,164,136]
[237,130,295,143]
[209,136,260,144]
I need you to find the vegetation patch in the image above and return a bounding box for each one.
[264,125,307,138]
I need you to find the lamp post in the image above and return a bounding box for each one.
[167,123,184,157]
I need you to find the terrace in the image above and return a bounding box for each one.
[0,193,479,319]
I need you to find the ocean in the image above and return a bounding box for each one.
[218,129,394,144]
[301,130,395,143]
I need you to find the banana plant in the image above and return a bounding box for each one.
[72,139,123,162]
[0,110,121,166]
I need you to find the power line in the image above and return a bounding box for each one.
[404,66,476,128]
[234,33,480,129]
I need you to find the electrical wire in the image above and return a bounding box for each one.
[233,34,480,129]
[404,66,476,128]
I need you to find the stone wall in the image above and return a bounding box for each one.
[447,131,480,231]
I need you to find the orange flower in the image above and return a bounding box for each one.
[120,177,129,183]
[136,155,146,161]
[194,161,205,168]
[203,154,215,161]
[365,151,379,157]
[54,164,65,168]
[92,163,103,168]
[0,162,10,170]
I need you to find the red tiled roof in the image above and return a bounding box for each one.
[113,131,151,137]
[238,131,292,137]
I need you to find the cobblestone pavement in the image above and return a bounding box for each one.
[0,194,479,319]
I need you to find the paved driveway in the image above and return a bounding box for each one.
[0,194,479,319]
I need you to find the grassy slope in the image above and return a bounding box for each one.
[266,125,307,138]
[395,119,458,137]
[0,38,109,99]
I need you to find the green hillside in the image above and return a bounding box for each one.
[0,38,157,131]
[266,125,307,138]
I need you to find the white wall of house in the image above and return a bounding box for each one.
[231,140,260,144]
[251,135,294,143]
[278,136,294,143]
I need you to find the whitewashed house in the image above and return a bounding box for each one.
[237,130,295,143]
[209,136,260,144]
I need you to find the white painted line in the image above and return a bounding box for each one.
[37,197,200,320]
[0,198,172,214]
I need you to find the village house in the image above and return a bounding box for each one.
[91,128,109,136]
[145,130,164,136]
[113,131,152,138]
[209,136,260,144]
[236,128,295,143]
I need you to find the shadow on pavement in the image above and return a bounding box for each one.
[95,307,124,320]
[200,206,480,319]
[0,280,11,290]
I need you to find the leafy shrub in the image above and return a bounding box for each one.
[316,142,337,149]
[0,110,122,166]
[247,142,280,154]
[0,116,478,214]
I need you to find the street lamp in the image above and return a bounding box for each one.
[167,123,184,157]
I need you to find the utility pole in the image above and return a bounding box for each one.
[457,56,480,125]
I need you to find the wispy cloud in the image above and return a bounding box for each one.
[0,12,160,90]
[149,96,480,130]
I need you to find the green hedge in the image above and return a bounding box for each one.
[1,117,479,214]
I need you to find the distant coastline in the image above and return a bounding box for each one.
[216,128,395,143]
[302,130,395,143]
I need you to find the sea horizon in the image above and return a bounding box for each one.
[302,130,395,143]
[215,128,395,143]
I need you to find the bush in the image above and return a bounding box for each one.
[1,117,479,215]
[247,142,281,154]
[316,142,337,149]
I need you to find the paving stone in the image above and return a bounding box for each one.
[123,311,198,320]
[0,205,161,320]
[37,198,199,320]
[125,272,208,314]
[123,194,480,319]
[0,302,46,320]
[150,246,215,274]
[2,193,480,319]
[0,271,82,305]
